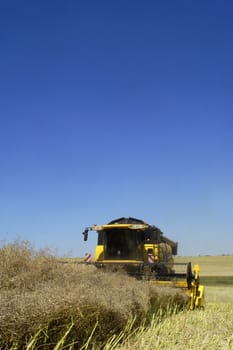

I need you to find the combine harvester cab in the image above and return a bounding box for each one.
[82,217,204,310]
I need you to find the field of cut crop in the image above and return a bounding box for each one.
[0,241,232,349]
[116,256,233,350]
[116,302,233,350]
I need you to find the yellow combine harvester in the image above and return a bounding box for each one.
[82,217,204,310]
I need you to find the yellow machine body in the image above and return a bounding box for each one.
[82,217,204,309]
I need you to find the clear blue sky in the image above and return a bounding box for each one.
[1,1,233,256]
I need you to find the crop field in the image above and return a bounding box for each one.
[0,241,187,349]
[116,257,233,350]
[0,241,232,349]
[175,255,233,277]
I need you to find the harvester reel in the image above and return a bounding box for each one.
[151,262,168,275]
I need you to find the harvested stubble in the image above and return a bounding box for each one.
[0,241,188,349]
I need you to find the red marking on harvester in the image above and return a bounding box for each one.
[148,253,155,264]
[84,253,92,263]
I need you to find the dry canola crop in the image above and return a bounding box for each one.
[0,241,187,349]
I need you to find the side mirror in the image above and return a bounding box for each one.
[82,229,89,241]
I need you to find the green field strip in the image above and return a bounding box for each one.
[201,276,233,286]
